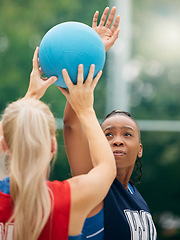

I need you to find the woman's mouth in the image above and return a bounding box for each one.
[113,150,126,157]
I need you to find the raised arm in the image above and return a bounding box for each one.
[63,101,93,176]
[63,6,120,177]
[59,65,116,236]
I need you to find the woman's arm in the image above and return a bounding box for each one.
[63,102,93,176]
[63,6,120,177]
[59,64,116,236]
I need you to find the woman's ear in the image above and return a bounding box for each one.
[0,137,3,155]
[138,143,143,158]
[1,137,9,154]
[51,137,57,154]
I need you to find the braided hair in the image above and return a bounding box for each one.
[101,110,143,185]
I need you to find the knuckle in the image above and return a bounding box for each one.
[30,71,33,77]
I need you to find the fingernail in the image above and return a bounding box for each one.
[79,64,83,70]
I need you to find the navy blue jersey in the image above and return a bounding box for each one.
[68,179,157,240]
[68,234,82,240]
[104,178,157,240]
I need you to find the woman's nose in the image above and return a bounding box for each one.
[113,137,124,146]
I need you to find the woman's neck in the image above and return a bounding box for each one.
[116,165,134,190]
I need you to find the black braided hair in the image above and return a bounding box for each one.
[102,110,132,121]
[131,157,143,185]
[102,110,143,185]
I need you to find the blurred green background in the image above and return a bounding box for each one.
[0,0,180,239]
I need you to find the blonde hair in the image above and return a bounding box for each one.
[2,98,57,240]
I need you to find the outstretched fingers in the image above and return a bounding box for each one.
[91,70,102,90]
[99,7,109,27]
[92,11,99,28]
[32,47,40,73]
[45,75,57,86]
[108,28,121,47]
[85,65,102,89]
[105,6,117,29]
[62,69,73,90]
[84,64,95,86]
[110,15,120,33]
[61,64,102,94]
[77,64,84,85]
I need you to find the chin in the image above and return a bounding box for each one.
[115,161,135,170]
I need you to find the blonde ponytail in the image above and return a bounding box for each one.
[2,98,56,240]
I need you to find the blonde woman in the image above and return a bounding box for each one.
[0,48,116,240]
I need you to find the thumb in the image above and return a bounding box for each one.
[108,28,120,50]
[45,76,58,87]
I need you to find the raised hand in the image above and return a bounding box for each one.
[24,47,57,100]
[58,65,102,115]
[92,7,120,52]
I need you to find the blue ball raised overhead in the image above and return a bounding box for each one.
[39,22,106,88]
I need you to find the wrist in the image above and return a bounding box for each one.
[24,90,40,100]
[76,108,95,119]
[76,108,98,128]
[76,108,95,123]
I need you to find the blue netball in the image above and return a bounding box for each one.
[39,22,106,88]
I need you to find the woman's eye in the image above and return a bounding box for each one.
[125,132,132,137]
[105,132,113,137]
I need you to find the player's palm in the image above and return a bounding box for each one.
[92,26,115,51]
[92,7,120,52]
